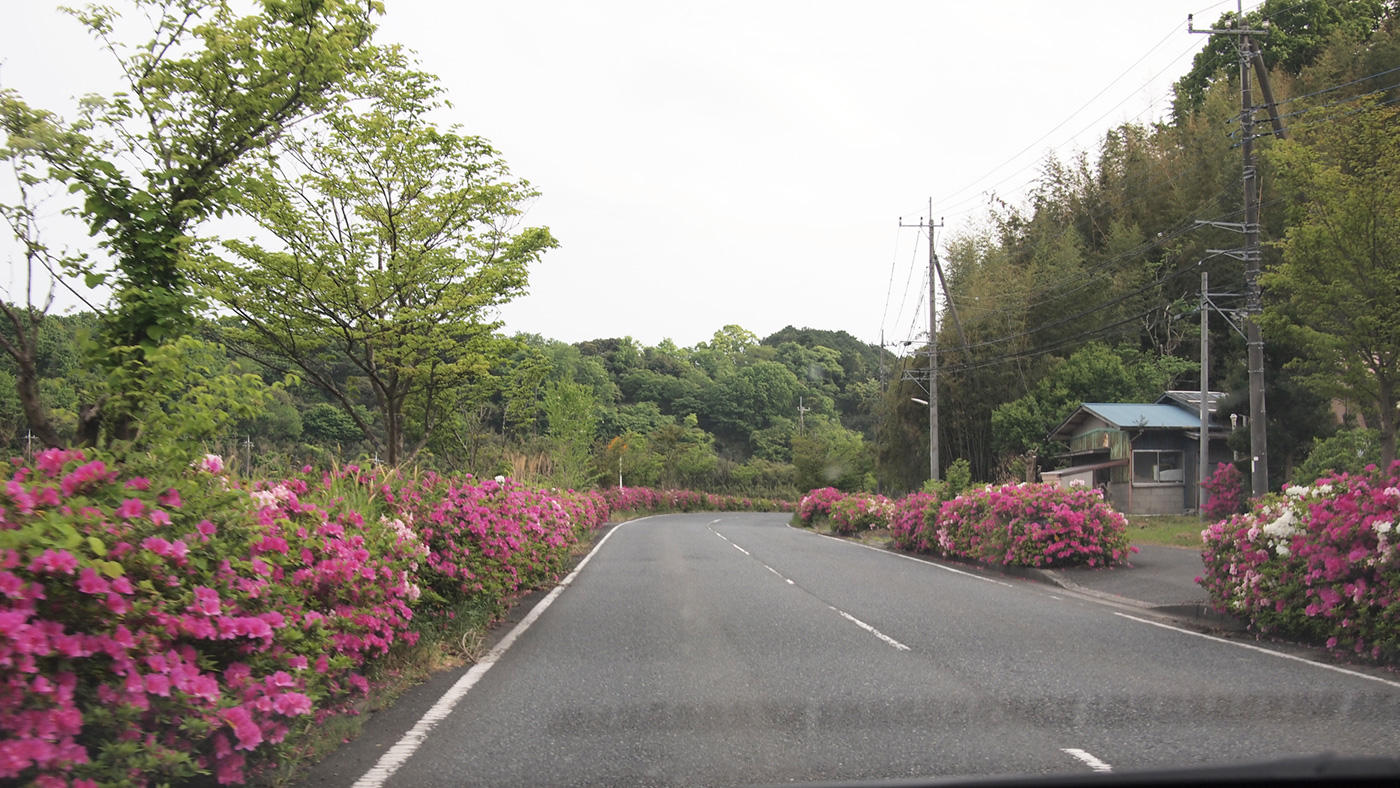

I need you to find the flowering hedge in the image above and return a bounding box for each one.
[932,482,1133,568]
[827,493,894,535]
[795,487,845,526]
[0,451,433,787]
[888,492,938,552]
[604,486,793,515]
[1199,463,1400,661]
[0,453,802,787]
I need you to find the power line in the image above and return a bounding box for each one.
[928,20,1204,219]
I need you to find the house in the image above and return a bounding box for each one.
[1042,391,1233,515]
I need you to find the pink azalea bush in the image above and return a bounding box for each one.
[1199,463,1400,660]
[0,450,425,787]
[933,482,1134,568]
[887,492,938,552]
[1201,462,1246,520]
[827,493,895,535]
[795,487,845,526]
[0,452,796,787]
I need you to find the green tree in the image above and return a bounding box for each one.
[1173,0,1391,119]
[302,402,364,444]
[1295,428,1382,484]
[541,379,599,489]
[205,57,555,465]
[1262,100,1400,466]
[2,0,378,443]
[992,343,1196,462]
[793,416,873,493]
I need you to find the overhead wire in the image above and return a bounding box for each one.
[927,23,1189,221]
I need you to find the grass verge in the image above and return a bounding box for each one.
[1126,514,1207,548]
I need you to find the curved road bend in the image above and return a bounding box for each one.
[300,512,1400,788]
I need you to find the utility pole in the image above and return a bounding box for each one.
[1199,270,1210,513]
[1190,5,1272,498]
[797,396,810,435]
[900,203,943,481]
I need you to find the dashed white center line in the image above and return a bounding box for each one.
[830,606,911,651]
[1062,748,1112,773]
[712,524,906,646]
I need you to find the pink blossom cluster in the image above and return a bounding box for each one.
[827,493,895,535]
[1199,463,1400,660]
[1201,462,1246,520]
[887,492,938,552]
[0,452,428,787]
[932,482,1134,568]
[605,486,793,515]
[796,487,846,525]
[399,475,608,613]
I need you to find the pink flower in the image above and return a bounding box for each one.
[150,509,172,527]
[35,447,81,477]
[196,454,225,475]
[221,705,263,751]
[158,488,183,508]
[76,567,111,595]
[145,674,172,697]
[28,549,78,575]
[125,477,151,491]
[115,498,145,520]
[272,692,313,716]
[189,587,221,616]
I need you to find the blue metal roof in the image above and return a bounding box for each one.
[1078,403,1204,429]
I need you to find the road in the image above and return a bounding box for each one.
[301,513,1400,788]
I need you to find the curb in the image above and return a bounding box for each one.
[850,535,1249,632]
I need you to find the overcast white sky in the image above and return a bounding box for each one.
[1,1,1244,350]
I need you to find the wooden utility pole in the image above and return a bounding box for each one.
[1190,5,1272,498]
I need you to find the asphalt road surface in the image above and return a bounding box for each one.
[301,513,1400,788]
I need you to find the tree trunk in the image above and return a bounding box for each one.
[13,352,63,449]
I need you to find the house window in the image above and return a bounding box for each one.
[1133,450,1184,484]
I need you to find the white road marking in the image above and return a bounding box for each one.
[1062,748,1112,773]
[830,605,911,651]
[732,543,750,556]
[793,525,1013,587]
[710,518,722,524]
[712,530,728,541]
[1114,612,1400,690]
[350,519,642,788]
[1049,595,1062,600]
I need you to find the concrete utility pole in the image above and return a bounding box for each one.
[899,203,944,481]
[1190,5,1273,498]
[1199,270,1210,510]
[797,396,810,435]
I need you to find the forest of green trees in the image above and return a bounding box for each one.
[2,0,1397,498]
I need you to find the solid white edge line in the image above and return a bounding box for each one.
[830,606,912,651]
[1113,612,1400,690]
[1062,748,1113,773]
[792,524,1014,587]
[350,518,645,788]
